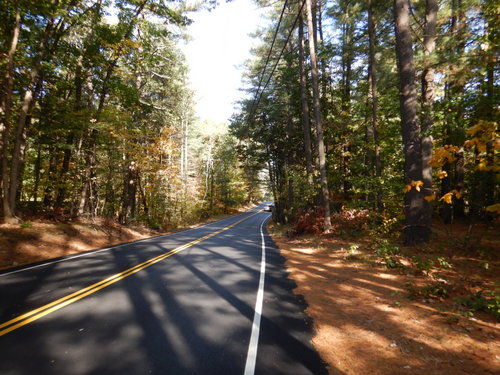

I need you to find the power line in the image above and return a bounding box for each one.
[248,0,291,118]
[248,0,306,121]
[256,0,306,109]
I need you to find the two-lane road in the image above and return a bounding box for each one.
[0,206,327,374]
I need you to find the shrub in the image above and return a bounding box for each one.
[331,208,370,232]
[455,291,500,319]
[413,256,435,275]
[375,239,401,257]
[290,207,371,236]
[421,283,450,298]
[290,208,325,235]
[375,240,403,268]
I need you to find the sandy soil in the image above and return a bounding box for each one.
[269,222,499,375]
[0,212,239,270]
[0,218,161,270]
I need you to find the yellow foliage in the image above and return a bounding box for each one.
[477,162,488,171]
[424,194,436,202]
[466,120,497,138]
[465,121,498,157]
[452,189,461,199]
[413,180,424,192]
[429,145,459,167]
[440,192,454,204]
[437,170,448,179]
[439,190,461,204]
[404,180,425,193]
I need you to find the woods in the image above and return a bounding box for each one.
[0,0,497,241]
[0,0,260,229]
[231,0,498,244]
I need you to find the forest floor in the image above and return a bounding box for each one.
[0,213,234,271]
[268,218,499,375]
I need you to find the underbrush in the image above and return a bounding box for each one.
[289,207,370,236]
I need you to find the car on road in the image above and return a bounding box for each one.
[263,202,274,212]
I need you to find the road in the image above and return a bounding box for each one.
[0,206,327,374]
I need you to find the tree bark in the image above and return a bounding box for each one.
[9,81,42,213]
[1,6,21,222]
[393,0,430,244]
[120,160,138,224]
[286,85,295,220]
[298,12,314,184]
[55,62,83,210]
[368,0,383,213]
[481,0,497,211]
[421,0,437,226]
[306,0,331,232]
[340,16,354,201]
[32,141,42,203]
[7,12,57,218]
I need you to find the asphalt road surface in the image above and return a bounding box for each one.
[0,205,328,375]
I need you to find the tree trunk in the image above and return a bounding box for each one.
[340,18,354,201]
[78,0,148,217]
[368,0,383,213]
[137,173,148,217]
[286,98,295,220]
[441,0,466,221]
[43,146,58,208]
[393,0,430,244]
[32,141,42,203]
[1,6,21,222]
[120,160,138,224]
[481,1,497,211]
[55,62,83,210]
[7,13,55,218]
[298,12,314,184]
[421,0,437,226]
[209,167,214,211]
[306,0,331,232]
[9,81,41,214]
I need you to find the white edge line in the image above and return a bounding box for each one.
[0,208,264,278]
[244,214,269,375]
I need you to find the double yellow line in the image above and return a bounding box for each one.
[0,210,262,337]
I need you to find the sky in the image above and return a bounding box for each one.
[180,0,265,124]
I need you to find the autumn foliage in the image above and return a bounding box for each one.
[290,207,370,236]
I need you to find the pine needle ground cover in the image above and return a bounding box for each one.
[268,219,499,375]
[0,212,237,271]
[0,219,159,271]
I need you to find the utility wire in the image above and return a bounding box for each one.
[248,0,290,118]
[248,0,306,121]
[256,0,306,110]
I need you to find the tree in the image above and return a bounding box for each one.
[420,0,437,227]
[305,0,332,232]
[297,11,314,185]
[367,0,383,213]
[393,0,431,244]
[0,2,21,222]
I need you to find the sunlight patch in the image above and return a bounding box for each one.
[290,247,316,255]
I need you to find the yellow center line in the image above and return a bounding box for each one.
[0,210,262,337]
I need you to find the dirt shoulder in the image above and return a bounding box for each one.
[268,221,499,375]
[0,219,163,271]
[0,213,237,271]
